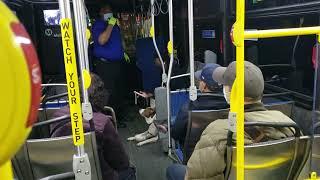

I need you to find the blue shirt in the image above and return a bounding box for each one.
[92,19,124,61]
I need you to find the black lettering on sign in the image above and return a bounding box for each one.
[62,22,70,30]
[73,112,78,120]
[64,30,70,39]
[65,39,70,47]
[69,81,75,88]
[71,97,77,104]
[75,120,79,127]
[68,73,74,80]
[75,127,80,135]
[66,48,71,55]
[69,89,76,96]
[66,55,72,64]
[76,135,81,142]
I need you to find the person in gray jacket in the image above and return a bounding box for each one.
[167,61,296,180]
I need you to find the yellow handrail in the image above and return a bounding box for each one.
[232,156,291,170]
[244,26,320,39]
[231,0,245,179]
[232,1,320,180]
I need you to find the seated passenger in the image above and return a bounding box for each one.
[50,73,135,180]
[171,64,228,146]
[167,61,296,180]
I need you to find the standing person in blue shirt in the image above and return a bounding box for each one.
[92,3,128,118]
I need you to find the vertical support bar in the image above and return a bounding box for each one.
[72,0,90,105]
[311,33,320,175]
[59,1,92,179]
[232,0,245,179]
[150,0,167,85]
[166,0,174,155]
[188,0,197,101]
[58,0,85,157]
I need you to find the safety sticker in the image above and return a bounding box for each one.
[60,18,85,146]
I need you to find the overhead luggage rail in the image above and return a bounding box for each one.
[232,0,320,179]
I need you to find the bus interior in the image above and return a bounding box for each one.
[3,0,320,179]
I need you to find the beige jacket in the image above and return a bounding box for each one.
[187,104,295,180]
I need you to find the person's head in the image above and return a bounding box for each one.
[88,73,109,112]
[195,64,221,93]
[99,3,113,21]
[212,61,264,104]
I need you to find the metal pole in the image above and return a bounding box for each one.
[72,0,90,105]
[188,0,197,101]
[166,0,174,155]
[59,1,92,179]
[151,0,167,85]
[58,0,85,157]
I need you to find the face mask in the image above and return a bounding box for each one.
[223,86,231,104]
[103,13,113,21]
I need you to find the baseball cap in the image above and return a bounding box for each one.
[195,63,221,90]
[212,61,264,99]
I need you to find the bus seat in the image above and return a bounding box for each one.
[155,87,167,121]
[155,87,189,123]
[183,109,229,164]
[135,38,162,93]
[182,101,296,164]
[226,136,311,180]
[12,145,34,180]
[312,122,320,174]
[264,100,294,118]
[14,132,103,180]
[225,122,310,180]
[103,106,118,131]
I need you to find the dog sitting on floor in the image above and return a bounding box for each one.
[127,107,160,146]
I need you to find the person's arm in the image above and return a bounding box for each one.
[98,25,114,45]
[102,119,130,170]
[171,102,190,142]
[98,17,118,45]
[187,121,228,179]
[184,170,188,180]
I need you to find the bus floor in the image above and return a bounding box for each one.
[118,105,172,180]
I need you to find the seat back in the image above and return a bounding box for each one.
[312,123,320,174]
[155,88,189,122]
[264,100,294,118]
[183,109,229,164]
[182,101,295,164]
[227,136,311,180]
[14,132,103,180]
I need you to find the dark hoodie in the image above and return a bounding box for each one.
[171,93,229,146]
[50,106,130,180]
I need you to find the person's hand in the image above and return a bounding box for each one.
[124,52,131,63]
[108,17,118,26]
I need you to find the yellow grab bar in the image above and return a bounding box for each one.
[244,26,320,39]
[232,156,291,170]
[232,0,245,179]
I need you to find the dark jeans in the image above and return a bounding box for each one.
[166,164,187,180]
[118,167,136,180]
[95,59,125,114]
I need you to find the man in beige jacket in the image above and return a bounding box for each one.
[166,61,296,180]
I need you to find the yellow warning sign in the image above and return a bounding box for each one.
[60,18,85,146]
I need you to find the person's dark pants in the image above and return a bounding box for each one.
[166,164,187,180]
[118,167,136,180]
[95,59,125,114]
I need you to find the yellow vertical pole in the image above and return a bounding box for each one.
[231,0,245,179]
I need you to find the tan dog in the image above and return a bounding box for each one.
[127,107,159,146]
